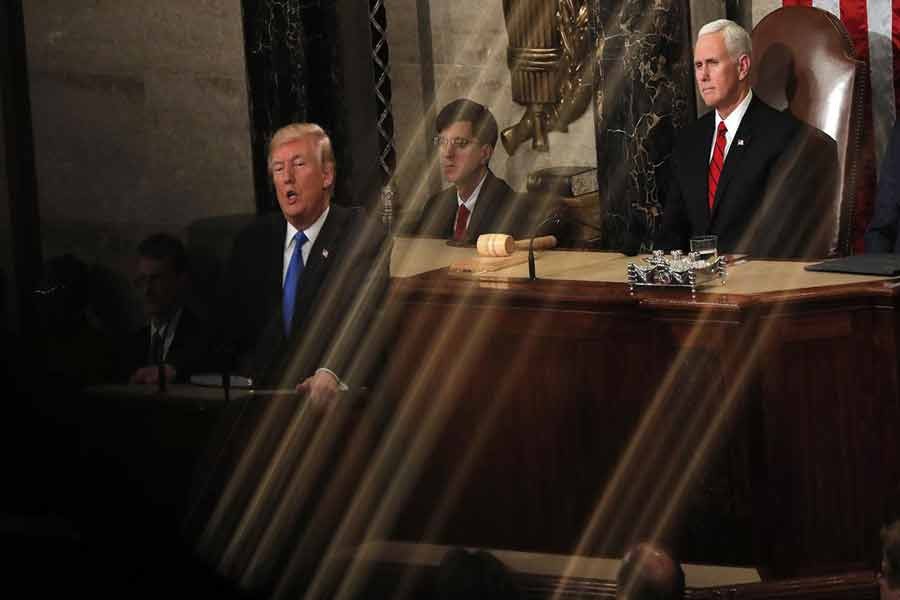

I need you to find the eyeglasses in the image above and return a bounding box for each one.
[433,135,477,150]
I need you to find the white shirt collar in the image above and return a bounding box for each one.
[457,171,489,212]
[711,89,753,161]
[285,204,330,252]
[716,88,753,132]
[283,205,330,283]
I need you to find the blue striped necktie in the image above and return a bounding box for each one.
[283,231,308,335]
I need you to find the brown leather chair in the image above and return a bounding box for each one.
[751,6,866,257]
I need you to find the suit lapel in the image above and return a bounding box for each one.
[290,204,349,335]
[711,98,758,222]
[441,191,459,238]
[269,216,289,340]
[465,171,497,241]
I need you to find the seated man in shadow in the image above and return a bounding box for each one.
[616,543,685,600]
[123,233,212,384]
[655,19,838,258]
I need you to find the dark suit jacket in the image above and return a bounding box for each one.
[410,170,528,243]
[121,307,212,383]
[865,121,900,253]
[656,96,838,258]
[220,203,387,387]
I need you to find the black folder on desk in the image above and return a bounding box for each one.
[805,254,900,276]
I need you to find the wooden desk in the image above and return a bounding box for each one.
[321,541,877,600]
[379,243,900,576]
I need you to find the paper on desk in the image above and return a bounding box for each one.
[449,254,530,274]
[390,236,475,277]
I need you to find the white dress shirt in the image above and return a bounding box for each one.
[710,89,754,164]
[456,171,489,230]
[282,205,330,284]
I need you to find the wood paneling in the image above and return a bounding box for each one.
[379,271,900,576]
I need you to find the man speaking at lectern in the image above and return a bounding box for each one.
[220,123,385,404]
[655,19,836,258]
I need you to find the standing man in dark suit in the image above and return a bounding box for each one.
[221,123,386,404]
[412,99,526,243]
[125,233,212,384]
[655,19,837,258]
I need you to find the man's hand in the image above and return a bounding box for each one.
[295,370,341,407]
[129,364,176,385]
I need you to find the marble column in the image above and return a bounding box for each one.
[242,1,385,211]
[591,0,694,249]
[242,0,315,213]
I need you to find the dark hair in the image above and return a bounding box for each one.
[137,233,188,274]
[436,98,499,148]
[434,548,521,600]
[617,544,685,600]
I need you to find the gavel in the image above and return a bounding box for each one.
[476,233,557,257]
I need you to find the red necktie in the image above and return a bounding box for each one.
[708,121,727,211]
[454,204,470,241]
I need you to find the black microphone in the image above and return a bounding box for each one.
[218,339,238,403]
[528,213,563,280]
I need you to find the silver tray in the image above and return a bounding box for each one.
[627,250,727,294]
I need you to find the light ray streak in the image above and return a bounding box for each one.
[185,2,758,596]
[240,398,354,588]
[300,30,555,598]
[299,293,550,598]
[198,393,308,560]
[218,399,323,576]
[553,140,833,597]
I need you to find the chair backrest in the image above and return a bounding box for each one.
[751,6,865,257]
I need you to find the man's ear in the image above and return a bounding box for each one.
[322,162,335,189]
[480,143,493,166]
[737,54,751,81]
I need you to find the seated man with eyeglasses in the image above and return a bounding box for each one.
[406,98,529,244]
[121,233,213,385]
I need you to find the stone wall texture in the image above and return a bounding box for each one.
[2,1,254,329]
[385,0,598,216]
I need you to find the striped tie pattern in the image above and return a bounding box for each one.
[708,121,727,211]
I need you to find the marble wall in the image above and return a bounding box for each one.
[1,1,254,330]
[593,0,695,246]
[385,0,599,214]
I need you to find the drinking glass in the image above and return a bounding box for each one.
[690,235,718,264]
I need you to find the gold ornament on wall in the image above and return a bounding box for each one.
[501,0,594,154]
